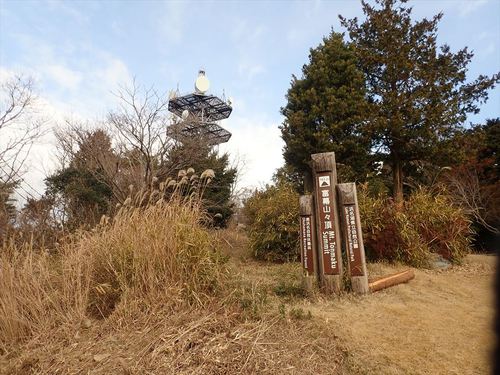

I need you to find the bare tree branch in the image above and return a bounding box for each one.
[445,168,500,234]
[0,75,44,185]
[107,80,173,190]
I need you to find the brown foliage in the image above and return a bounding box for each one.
[358,185,472,266]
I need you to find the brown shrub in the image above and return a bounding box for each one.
[0,176,228,352]
[359,185,473,266]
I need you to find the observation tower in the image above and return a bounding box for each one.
[167,70,232,146]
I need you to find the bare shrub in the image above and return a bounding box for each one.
[444,166,500,234]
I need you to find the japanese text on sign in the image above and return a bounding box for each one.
[316,173,338,274]
[344,205,364,276]
[300,216,314,273]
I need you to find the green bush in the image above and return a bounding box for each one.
[242,178,471,267]
[358,185,472,266]
[243,182,300,262]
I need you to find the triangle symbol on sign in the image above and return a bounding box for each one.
[321,181,329,187]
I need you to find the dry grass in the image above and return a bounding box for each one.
[0,194,228,351]
[217,227,253,263]
[273,255,496,375]
[1,302,345,374]
[0,185,346,374]
[2,196,495,374]
[227,239,496,375]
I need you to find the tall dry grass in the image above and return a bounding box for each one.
[0,171,228,352]
[1,171,348,374]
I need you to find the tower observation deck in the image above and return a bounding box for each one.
[167,70,232,146]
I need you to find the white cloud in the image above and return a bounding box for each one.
[0,70,58,203]
[43,64,83,91]
[93,55,132,91]
[157,1,186,44]
[1,44,133,204]
[46,0,89,25]
[458,0,488,17]
[228,19,268,85]
[0,66,16,81]
[15,133,57,203]
[219,115,284,191]
[473,31,498,60]
[483,42,496,56]
[237,62,265,81]
[286,28,306,45]
[111,21,123,36]
[230,20,265,44]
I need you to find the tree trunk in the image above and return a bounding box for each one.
[393,158,404,204]
[303,170,313,194]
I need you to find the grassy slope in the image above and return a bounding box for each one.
[312,255,495,375]
[235,252,496,375]
[2,226,496,374]
[1,227,345,374]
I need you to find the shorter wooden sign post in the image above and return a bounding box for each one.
[299,195,318,291]
[337,183,369,294]
[311,152,343,294]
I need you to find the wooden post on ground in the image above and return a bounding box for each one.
[299,195,318,291]
[311,152,343,294]
[337,183,369,294]
[369,270,415,292]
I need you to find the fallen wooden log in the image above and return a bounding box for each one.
[369,269,415,292]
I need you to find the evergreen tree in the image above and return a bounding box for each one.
[280,31,371,192]
[46,168,113,228]
[0,181,17,237]
[165,141,237,227]
[45,130,114,228]
[340,0,499,202]
[481,118,500,180]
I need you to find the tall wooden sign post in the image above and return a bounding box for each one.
[337,183,369,294]
[311,152,343,294]
[299,195,318,291]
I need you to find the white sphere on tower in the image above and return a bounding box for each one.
[195,70,210,94]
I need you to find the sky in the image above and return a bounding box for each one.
[0,0,499,201]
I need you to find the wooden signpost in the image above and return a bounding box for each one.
[299,195,318,291]
[299,152,413,295]
[311,152,343,294]
[337,183,369,294]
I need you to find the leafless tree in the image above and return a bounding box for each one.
[0,75,44,186]
[107,80,173,191]
[224,152,247,205]
[52,79,225,216]
[445,168,500,234]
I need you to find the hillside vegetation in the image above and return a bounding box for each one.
[1,191,496,374]
[0,187,345,374]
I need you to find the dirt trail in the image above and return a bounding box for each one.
[298,255,496,374]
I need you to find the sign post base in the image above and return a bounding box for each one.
[351,276,369,294]
[322,275,342,294]
[302,275,316,292]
